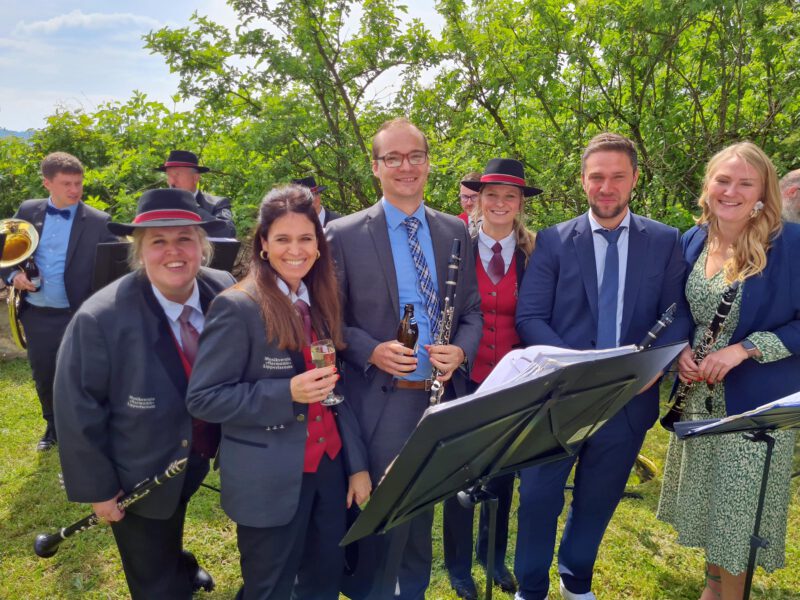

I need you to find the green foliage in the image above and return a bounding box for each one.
[2,0,799,233]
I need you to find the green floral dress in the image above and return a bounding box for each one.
[657,244,797,575]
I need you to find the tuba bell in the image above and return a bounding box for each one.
[0,219,40,349]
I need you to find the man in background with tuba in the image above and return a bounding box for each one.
[1,152,117,451]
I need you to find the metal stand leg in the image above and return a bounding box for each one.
[741,430,775,600]
[458,486,499,600]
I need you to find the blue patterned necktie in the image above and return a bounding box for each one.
[596,227,624,349]
[46,205,71,220]
[402,216,441,338]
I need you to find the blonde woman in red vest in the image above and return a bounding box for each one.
[442,158,541,600]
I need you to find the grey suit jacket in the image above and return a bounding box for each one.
[1,199,117,308]
[186,281,368,528]
[326,202,483,449]
[54,267,235,519]
[196,191,236,238]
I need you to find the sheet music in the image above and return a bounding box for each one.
[476,344,638,396]
[677,391,800,437]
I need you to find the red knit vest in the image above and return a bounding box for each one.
[472,254,520,383]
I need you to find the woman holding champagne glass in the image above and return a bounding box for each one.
[186,185,370,599]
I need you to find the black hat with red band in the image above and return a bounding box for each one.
[291,176,328,194]
[155,150,210,173]
[461,158,542,198]
[108,188,224,236]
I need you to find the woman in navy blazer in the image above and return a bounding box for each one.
[186,185,370,600]
[657,142,800,599]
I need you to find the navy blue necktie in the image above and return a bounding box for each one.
[596,227,624,349]
[403,216,441,338]
[46,205,71,220]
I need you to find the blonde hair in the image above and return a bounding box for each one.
[128,226,213,271]
[697,141,782,283]
[473,184,536,265]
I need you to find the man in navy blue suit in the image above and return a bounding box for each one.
[514,133,689,600]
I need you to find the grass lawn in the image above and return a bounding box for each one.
[1,357,798,599]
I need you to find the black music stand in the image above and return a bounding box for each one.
[92,240,241,292]
[675,394,800,600]
[341,341,685,600]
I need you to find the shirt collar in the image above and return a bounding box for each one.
[151,280,201,323]
[477,226,515,252]
[318,206,327,223]
[382,198,427,231]
[276,276,311,306]
[47,198,79,215]
[587,208,631,232]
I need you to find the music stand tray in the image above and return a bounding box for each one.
[674,393,800,600]
[340,342,684,598]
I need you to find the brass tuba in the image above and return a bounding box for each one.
[0,219,40,349]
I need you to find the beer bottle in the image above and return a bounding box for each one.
[396,303,419,352]
[23,258,41,291]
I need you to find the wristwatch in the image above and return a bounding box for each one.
[740,339,759,358]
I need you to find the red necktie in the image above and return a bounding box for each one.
[488,242,505,284]
[178,305,200,365]
[294,299,313,345]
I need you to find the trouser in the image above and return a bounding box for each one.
[236,453,347,600]
[110,454,209,600]
[19,303,72,426]
[514,407,648,599]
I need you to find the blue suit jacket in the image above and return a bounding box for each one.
[516,212,691,430]
[682,224,800,415]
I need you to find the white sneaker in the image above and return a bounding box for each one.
[560,578,597,600]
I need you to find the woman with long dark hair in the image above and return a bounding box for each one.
[186,184,370,599]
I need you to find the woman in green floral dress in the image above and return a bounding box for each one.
[657,142,799,600]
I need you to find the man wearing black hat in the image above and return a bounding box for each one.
[291,176,341,226]
[157,150,237,238]
[1,152,118,451]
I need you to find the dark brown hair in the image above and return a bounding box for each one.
[581,133,638,173]
[247,184,344,351]
[41,152,84,179]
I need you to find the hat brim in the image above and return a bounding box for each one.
[461,180,542,198]
[108,218,225,237]
[312,185,328,194]
[155,165,210,173]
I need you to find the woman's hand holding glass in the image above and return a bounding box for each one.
[290,366,338,404]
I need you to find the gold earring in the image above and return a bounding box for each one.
[259,250,268,260]
[316,250,321,259]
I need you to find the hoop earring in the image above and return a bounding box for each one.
[750,200,764,218]
[259,250,268,261]
[316,250,321,259]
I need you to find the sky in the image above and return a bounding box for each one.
[0,1,444,132]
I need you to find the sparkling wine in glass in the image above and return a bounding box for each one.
[310,339,343,406]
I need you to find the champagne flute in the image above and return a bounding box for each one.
[310,338,343,406]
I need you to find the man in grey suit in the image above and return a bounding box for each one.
[1,152,117,451]
[327,118,482,599]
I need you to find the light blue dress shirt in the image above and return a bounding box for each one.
[588,209,631,347]
[26,199,77,308]
[382,198,439,381]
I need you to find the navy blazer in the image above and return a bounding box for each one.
[1,199,117,308]
[55,268,235,519]
[682,224,800,415]
[516,212,691,430]
[196,191,236,238]
[186,281,368,529]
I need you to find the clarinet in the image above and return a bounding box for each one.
[33,458,188,558]
[429,238,461,405]
[660,280,741,432]
[637,303,677,350]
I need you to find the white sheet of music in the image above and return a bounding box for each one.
[475,344,638,396]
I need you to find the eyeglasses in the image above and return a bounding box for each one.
[375,151,428,168]
[459,193,479,203]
